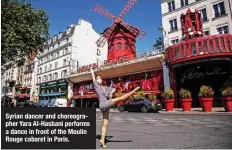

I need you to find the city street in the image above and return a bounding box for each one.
[96,112,232,149]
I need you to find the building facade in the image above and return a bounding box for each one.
[36,19,108,100]
[1,64,18,98]
[161,0,232,46]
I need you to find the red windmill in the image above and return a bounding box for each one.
[93,0,146,61]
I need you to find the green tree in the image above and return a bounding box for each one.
[153,36,164,48]
[1,0,50,66]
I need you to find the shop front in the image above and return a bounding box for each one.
[69,55,165,108]
[165,34,232,107]
[39,79,68,100]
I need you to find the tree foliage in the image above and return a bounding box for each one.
[153,36,164,48]
[1,0,50,66]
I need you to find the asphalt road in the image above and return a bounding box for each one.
[96,111,232,149]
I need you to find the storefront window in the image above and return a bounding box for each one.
[59,86,67,92]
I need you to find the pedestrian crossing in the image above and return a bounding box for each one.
[96,113,232,128]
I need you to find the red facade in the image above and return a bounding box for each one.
[106,24,137,61]
[73,70,164,97]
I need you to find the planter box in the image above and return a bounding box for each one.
[164,99,175,111]
[180,98,192,112]
[199,97,213,112]
[223,97,232,112]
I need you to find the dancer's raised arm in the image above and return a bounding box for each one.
[90,67,96,82]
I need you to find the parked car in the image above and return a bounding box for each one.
[34,100,50,107]
[118,99,162,113]
[54,98,67,107]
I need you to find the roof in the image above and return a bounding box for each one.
[102,23,140,37]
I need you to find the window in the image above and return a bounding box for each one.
[181,0,188,7]
[63,59,66,67]
[50,54,53,60]
[45,65,47,72]
[49,74,52,81]
[39,68,42,74]
[77,60,79,68]
[57,51,60,57]
[63,70,67,77]
[46,56,48,62]
[168,1,175,12]
[54,72,58,80]
[213,2,226,18]
[169,19,178,31]
[49,64,52,70]
[41,58,43,64]
[97,49,101,56]
[217,26,228,34]
[38,77,41,83]
[47,55,50,61]
[64,48,68,55]
[200,8,207,21]
[117,42,121,50]
[125,43,129,50]
[171,39,179,45]
[58,42,60,47]
[43,75,46,82]
[204,30,210,35]
[55,62,58,69]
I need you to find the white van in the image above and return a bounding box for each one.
[54,98,67,107]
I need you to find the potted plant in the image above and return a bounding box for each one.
[198,85,214,112]
[179,88,192,112]
[149,94,157,101]
[221,86,232,112]
[161,88,175,111]
[134,91,145,99]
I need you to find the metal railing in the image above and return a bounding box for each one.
[70,47,165,77]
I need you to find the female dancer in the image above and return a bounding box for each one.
[90,67,140,148]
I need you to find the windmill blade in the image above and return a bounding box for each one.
[121,21,146,39]
[96,23,117,47]
[119,0,137,19]
[93,3,115,20]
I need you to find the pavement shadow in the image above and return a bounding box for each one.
[96,135,132,144]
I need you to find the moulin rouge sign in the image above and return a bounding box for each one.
[165,34,232,64]
[77,56,128,72]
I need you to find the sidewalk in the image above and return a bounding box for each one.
[96,107,232,115]
[159,107,232,115]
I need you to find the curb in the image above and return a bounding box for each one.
[96,109,232,115]
[159,111,232,116]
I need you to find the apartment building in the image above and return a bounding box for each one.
[161,0,232,46]
[37,19,108,100]
[1,64,18,98]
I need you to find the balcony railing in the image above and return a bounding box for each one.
[70,48,165,77]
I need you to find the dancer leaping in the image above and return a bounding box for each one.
[90,67,140,148]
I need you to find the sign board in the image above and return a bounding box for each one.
[165,34,232,64]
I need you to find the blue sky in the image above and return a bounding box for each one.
[32,0,162,52]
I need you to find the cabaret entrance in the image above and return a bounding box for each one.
[174,58,232,107]
[165,34,232,108]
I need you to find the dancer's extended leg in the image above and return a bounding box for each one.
[111,87,140,105]
[99,110,109,148]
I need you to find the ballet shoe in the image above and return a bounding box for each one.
[99,140,107,148]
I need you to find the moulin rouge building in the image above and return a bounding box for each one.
[68,2,232,108]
